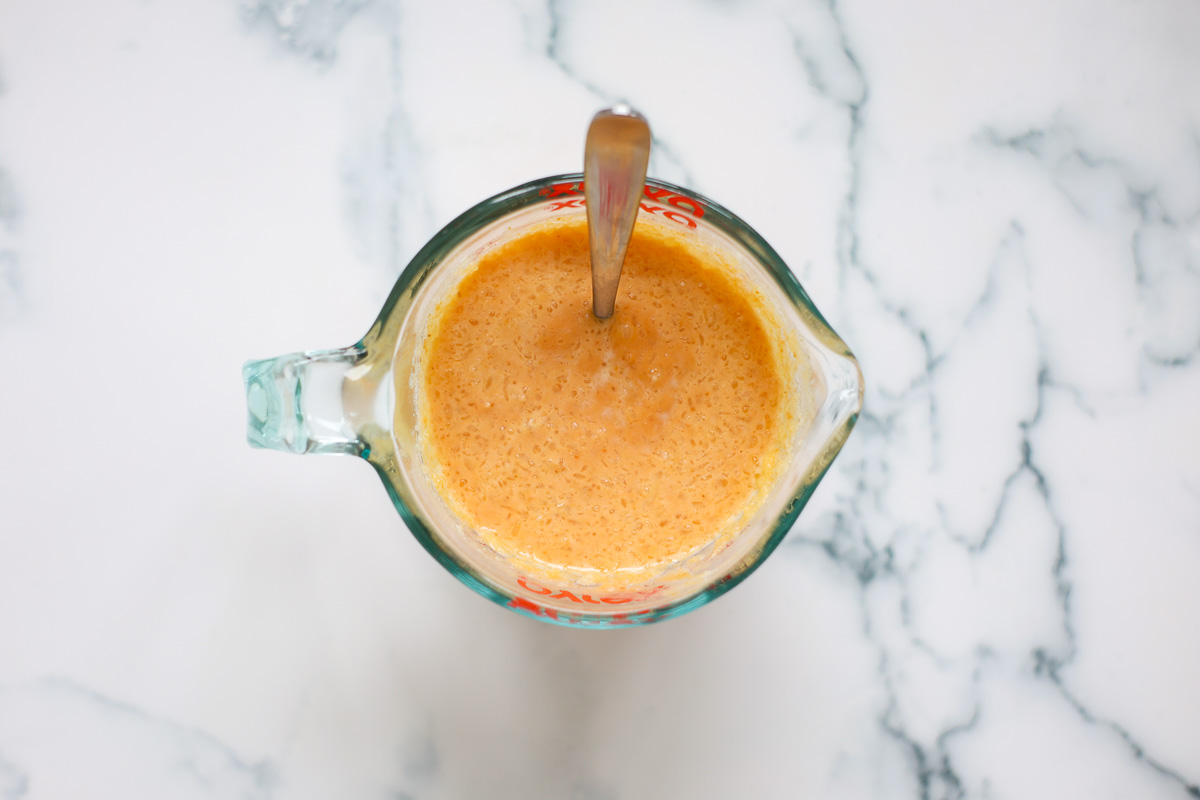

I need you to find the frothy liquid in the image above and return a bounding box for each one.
[417,220,792,577]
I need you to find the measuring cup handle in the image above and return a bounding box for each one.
[242,346,367,456]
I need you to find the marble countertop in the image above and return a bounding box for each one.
[2,1,1198,797]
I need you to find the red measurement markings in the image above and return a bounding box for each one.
[636,202,697,229]
[506,596,650,625]
[508,596,559,620]
[642,187,705,219]
[540,181,582,198]
[540,183,706,227]
[516,575,667,605]
[507,576,676,623]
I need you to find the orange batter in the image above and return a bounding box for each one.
[417,219,789,575]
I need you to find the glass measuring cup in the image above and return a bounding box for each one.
[242,175,863,627]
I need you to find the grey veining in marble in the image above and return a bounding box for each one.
[0,161,21,327]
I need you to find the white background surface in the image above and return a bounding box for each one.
[1,1,1198,798]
